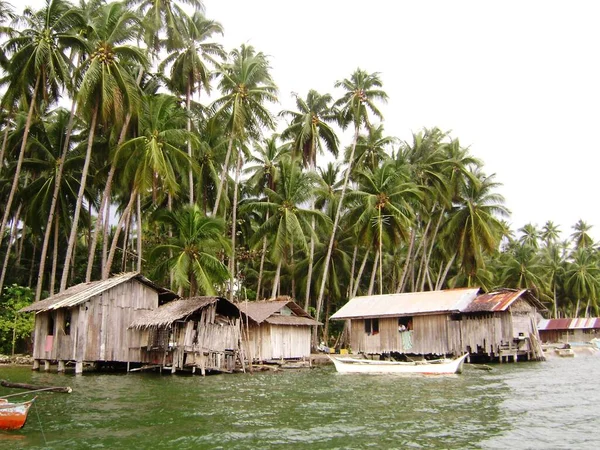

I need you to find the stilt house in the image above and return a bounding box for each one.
[330,288,546,362]
[129,296,245,375]
[538,318,600,343]
[20,273,177,373]
[238,298,320,362]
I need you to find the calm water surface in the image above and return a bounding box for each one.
[1,354,599,449]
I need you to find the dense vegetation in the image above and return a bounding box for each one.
[0,0,598,346]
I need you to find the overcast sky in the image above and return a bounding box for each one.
[201,0,600,241]
[19,0,600,241]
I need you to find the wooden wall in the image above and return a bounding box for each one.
[539,329,600,343]
[244,324,312,361]
[32,280,159,364]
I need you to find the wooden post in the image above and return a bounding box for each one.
[44,360,50,371]
[57,361,66,372]
[32,360,40,370]
[75,361,83,374]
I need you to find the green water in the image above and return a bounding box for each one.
[1,355,599,449]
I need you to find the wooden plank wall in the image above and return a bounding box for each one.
[269,325,311,359]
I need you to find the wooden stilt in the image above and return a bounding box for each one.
[44,360,51,371]
[57,361,66,372]
[75,361,83,374]
[32,360,40,370]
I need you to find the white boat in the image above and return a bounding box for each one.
[329,353,469,375]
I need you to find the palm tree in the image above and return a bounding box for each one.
[441,171,509,285]
[346,123,395,173]
[211,44,277,299]
[315,69,387,331]
[0,0,84,251]
[564,248,600,316]
[541,220,561,247]
[104,93,196,278]
[243,161,330,299]
[518,223,541,249]
[571,219,594,250]
[61,1,147,290]
[211,44,277,216]
[150,205,230,296]
[160,11,224,205]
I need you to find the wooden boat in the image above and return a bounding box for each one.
[329,353,469,375]
[0,397,36,430]
[555,344,575,357]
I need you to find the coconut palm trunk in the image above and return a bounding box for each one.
[0,204,22,294]
[104,187,138,279]
[212,135,234,216]
[228,151,243,300]
[60,103,98,291]
[35,100,77,301]
[0,75,41,249]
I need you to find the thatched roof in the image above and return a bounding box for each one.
[20,272,177,313]
[129,296,238,329]
[237,296,320,326]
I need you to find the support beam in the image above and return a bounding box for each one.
[32,360,40,370]
[75,361,83,374]
[57,361,66,372]
[44,360,50,371]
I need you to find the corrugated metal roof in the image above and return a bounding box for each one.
[237,296,318,325]
[462,289,545,312]
[129,297,226,328]
[330,288,481,320]
[538,318,600,331]
[20,273,177,313]
[265,315,320,326]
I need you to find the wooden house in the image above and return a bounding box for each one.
[238,298,320,362]
[129,296,245,375]
[20,273,177,373]
[330,288,546,362]
[538,318,600,343]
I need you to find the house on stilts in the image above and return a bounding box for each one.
[20,272,178,373]
[538,318,600,344]
[238,297,320,363]
[330,288,547,363]
[128,296,246,375]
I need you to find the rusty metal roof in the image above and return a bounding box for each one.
[538,318,600,330]
[462,289,546,313]
[237,296,319,325]
[20,272,177,313]
[330,288,481,320]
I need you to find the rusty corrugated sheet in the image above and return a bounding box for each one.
[462,289,529,313]
[330,288,481,320]
[538,318,600,330]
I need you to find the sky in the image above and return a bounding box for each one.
[19,0,600,241]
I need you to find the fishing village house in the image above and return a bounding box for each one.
[128,296,246,375]
[237,297,320,363]
[330,288,547,363]
[537,318,600,344]
[20,273,178,374]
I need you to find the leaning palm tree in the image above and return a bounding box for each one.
[571,219,594,250]
[150,205,231,296]
[314,69,388,332]
[564,247,600,316]
[61,1,147,290]
[0,0,84,251]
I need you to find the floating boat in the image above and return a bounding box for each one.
[329,353,469,375]
[0,397,36,430]
[554,344,575,357]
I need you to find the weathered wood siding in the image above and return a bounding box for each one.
[32,279,159,363]
[244,325,312,360]
[539,328,600,343]
[350,317,419,354]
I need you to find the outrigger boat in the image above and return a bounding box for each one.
[329,353,469,375]
[0,397,36,430]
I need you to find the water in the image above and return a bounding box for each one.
[1,355,599,449]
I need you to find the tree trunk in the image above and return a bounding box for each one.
[304,212,316,311]
[351,248,370,299]
[314,124,360,340]
[0,116,11,167]
[35,100,77,301]
[368,249,379,296]
[435,253,456,290]
[212,135,235,216]
[256,211,269,301]
[104,188,138,279]
[271,259,282,299]
[396,228,415,293]
[228,151,243,301]
[50,213,59,296]
[137,192,142,272]
[348,244,358,301]
[60,103,99,291]
[187,81,194,205]
[0,204,22,294]
[0,74,41,250]
[378,210,383,295]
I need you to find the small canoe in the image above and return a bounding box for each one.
[0,397,36,430]
[329,353,469,375]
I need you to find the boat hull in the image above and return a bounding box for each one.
[0,398,35,430]
[329,353,469,375]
